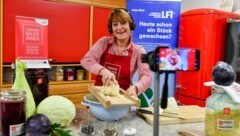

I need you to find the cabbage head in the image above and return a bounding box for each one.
[36,95,76,127]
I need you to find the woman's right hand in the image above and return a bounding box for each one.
[99,68,118,86]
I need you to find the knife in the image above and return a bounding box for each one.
[137,108,185,119]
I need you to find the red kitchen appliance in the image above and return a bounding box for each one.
[175,9,240,107]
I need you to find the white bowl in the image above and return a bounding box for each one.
[81,94,129,121]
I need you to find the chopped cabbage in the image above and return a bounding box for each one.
[101,83,120,96]
[36,95,76,127]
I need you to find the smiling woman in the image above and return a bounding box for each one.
[81,8,152,97]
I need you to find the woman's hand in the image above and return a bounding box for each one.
[99,68,118,86]
[127,85,138,97]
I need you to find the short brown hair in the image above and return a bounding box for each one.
[107,8,134,33]
[108,8,133,25]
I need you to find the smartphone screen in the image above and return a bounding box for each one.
[156,47,200,71]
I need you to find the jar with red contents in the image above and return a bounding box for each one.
[0,90,26,136]
[64,67,74,81]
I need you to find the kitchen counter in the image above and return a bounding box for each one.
[68,108,205,136]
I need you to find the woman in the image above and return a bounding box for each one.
[81,8,152,97]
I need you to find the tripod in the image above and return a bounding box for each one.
[153,71,172,136]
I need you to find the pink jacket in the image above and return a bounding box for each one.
[81,36,152,94]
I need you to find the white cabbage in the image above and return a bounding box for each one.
[36,95,76,127]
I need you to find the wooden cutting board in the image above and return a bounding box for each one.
[88,84,140,108]
[136,105,205,125]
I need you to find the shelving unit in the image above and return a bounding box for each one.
[2,64,90,84]
[0,0,126,108]
[1,63,94,108]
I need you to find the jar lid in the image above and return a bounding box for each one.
[1,90,26,99]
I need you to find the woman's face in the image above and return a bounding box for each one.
[111,20,131,41]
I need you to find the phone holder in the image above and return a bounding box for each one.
[142,46,200,136]
[153,71,175,136]
[142,50,172,136]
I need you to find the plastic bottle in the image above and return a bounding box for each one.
[205,84,240,136]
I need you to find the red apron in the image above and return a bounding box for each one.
[95,43,132,90]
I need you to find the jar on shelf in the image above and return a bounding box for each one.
[0,90,26,136]
[205,83,240,136]
[76,69,85,80]
[64,67,74,81]
[55,66,64,81]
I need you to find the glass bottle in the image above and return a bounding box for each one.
[55,66,64,81]
[0,90,26,136]
[33,69,49,106]
[205,85,240,136]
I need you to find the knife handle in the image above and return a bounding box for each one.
[161,72,169,109]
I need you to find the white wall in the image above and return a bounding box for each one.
[181,0,221,12]
[233,0,240,13]
[181,0,240,14]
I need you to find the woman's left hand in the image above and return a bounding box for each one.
[127,85,138,97]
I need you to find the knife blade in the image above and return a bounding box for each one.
[137,108,185,119]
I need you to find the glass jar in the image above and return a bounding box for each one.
[0,90,26,136]
[64,67,74,81]
[76,70,84,81]
[55,66,64,81]
[205,85,240,136]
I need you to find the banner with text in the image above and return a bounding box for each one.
[127,0,181,52]
[15,16,50,68]
[127,0,181,106]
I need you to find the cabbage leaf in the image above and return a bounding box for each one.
[12,59,36,119]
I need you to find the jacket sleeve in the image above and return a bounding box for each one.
[80,37,108,75]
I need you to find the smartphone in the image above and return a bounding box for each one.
[155,47,200,71]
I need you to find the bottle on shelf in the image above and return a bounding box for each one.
[55,66,64,81]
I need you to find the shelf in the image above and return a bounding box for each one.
[2,80,94,86]
[51,64,82,67]
[3,63,82,67]
[1,82,12,88]
[49,80,94,85]
[3,64,13,67]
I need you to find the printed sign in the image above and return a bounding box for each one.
[15,16,50,68]
[127,0,181,103]
[127,0,181,52]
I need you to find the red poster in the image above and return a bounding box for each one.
[15,16,50,68]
